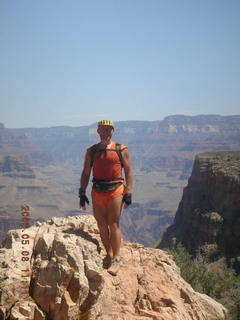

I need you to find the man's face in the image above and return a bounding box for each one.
[97,125,114,141]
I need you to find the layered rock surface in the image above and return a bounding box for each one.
[0,155,35,178]
[11,115,240,170]
[0,124,54,167]
[160,151,240,264]
[0,215,227,319]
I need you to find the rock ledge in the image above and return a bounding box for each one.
[0,215,227,320]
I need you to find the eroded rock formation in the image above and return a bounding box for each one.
[160,151,240,267]
[0,215,227,319]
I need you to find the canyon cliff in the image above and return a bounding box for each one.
[0,215,227,320]
[1,115,240,248]
[160,151,240,270]
[10,115,240,170]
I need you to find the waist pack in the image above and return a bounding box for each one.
[92,181,123,193]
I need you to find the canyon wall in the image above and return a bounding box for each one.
[160,151,240,270]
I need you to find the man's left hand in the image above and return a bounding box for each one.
[122,193,132,208]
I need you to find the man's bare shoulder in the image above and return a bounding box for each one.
[121,147,131,162]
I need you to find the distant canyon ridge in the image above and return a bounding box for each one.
[0,115,240,246]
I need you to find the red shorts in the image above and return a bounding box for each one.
[91,184,127,207]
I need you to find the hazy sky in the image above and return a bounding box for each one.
[0,0,239,128]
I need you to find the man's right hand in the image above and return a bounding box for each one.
[79,188,89,210]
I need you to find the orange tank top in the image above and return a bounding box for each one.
[87,142,127,182]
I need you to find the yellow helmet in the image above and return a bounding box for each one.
[98,120,114,127]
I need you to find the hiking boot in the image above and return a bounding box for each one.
[107,257,121,276]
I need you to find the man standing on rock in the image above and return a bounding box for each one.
[79,120,133,275]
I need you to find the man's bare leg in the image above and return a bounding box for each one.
[109,223,121,259]
[99,224,113,257]
[107,196,123,275]
[92,202,113,257]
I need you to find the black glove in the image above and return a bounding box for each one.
[79,188,89,208]
[122,193,132,206]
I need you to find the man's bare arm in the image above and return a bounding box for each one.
[79,151,92,210]
[122,148,133,194]
[80,151,92,191]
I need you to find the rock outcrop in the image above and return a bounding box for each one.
[160,151,240,266]
[0,215,227,319]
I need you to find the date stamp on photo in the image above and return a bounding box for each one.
[20,205,31,298]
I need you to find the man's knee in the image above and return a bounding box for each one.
[93,207,107,226]
[108,222,120,232]
[97,221,108,233]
